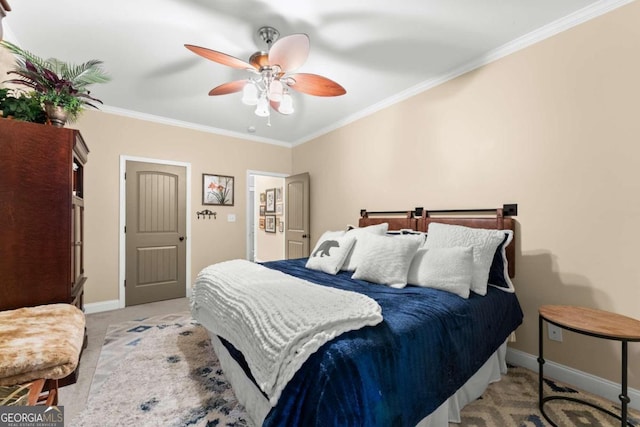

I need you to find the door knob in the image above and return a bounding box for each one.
[179,236,185,241]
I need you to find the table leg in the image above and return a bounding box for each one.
[620,340,630,427]
[538,315,545,410]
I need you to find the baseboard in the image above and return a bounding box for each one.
[84,299,121,314]
[506,347,640,411]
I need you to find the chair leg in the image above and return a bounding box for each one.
[26,379,45,405]
[45,380,58,406]
[24,379,58,406]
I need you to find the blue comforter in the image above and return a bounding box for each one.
[223,258,523,427]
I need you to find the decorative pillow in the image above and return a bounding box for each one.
[306,232,356,275]
[351,233,422,288]
[488,230,515,292]
[407,247,474,298]
[340,223,389,271]
[387,229,427,245]
[423,223,508,296]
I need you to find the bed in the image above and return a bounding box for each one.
[191,206,524,426]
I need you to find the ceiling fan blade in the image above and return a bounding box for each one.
[208,80,248,96]
[267,34,309,72]
[287,73,346,97]
[185,44,256,70]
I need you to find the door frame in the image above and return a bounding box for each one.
[119,155,192,309]
[245,169,288,261]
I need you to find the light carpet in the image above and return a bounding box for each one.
[72,312,640,427]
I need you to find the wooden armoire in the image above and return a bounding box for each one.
[0,118,88,314]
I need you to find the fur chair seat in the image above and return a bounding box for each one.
[0,303,85,386]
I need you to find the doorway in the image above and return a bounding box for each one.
[246,171,310,262]
[247,171,287,262]
[119,156,191,308]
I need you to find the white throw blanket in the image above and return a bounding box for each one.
[191,259,383,406]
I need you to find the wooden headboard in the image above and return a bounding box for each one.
[359,206,516,278]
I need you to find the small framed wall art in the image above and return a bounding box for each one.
[203,174,234,206]
[265,215,276,233]
[266,188,276,213]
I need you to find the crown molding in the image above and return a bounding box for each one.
[96,105,292,148]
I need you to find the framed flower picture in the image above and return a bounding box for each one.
[203,174,234,206]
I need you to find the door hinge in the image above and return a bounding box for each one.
[124,226,126,233]
[124,279,126,288]
[124,172,127,180]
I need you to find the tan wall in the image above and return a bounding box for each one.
[72,110,291,304]
[0,37,292,304]
[254,175,285,261]
[293,2,640,389]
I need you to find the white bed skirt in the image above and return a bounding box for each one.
[208,331,508,427]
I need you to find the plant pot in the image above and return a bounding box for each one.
[44,103,69,127]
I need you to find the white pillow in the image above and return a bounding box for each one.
[423,223,507,296]
[306,232,356,275]
[351,234,422,288]
[407,247,473,298]
[340,223,389,271]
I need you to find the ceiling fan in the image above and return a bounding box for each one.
[185,26,346,122]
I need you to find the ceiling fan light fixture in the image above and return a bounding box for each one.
[242,82,258,105]
[279,92,294,115]
[255,94,270,117]
[268,79,283,102]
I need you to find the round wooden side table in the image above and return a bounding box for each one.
[538,305,640,427]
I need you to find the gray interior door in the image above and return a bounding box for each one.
[125,161,187,306]
[285,172,310,259]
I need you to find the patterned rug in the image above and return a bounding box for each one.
[72,313,248,427]
[72,312,640,427]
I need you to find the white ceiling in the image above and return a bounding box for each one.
[3,0,624,146]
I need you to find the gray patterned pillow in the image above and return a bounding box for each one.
[306,232,356,275]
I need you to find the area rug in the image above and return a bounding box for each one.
[73,313,640,427]
[71,313,249,427]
